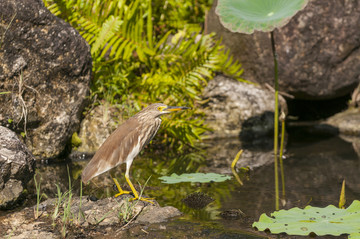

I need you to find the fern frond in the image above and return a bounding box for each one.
[91,16,122,55]
[43,0,154,61]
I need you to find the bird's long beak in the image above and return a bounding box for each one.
[164,106,190,112]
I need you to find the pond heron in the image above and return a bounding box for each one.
[81,103,189,203]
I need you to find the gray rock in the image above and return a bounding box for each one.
[339,135,360,161]
[77,104,124,153]
[202,75,286,139]
[56,196,181,227]
[325,108,360,136]
[0,208,58,239]
[0,196,181,238]
[0,126,35,209]
[350,82,360,108]
[136,206,182,224]
[339,135,360,160]
[206,0,360,100]
[0,0,92,159]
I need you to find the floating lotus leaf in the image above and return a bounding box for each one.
[215,0,309,34]
[253,200,360,237]
[159,173,231,184]
[349,232,360,239]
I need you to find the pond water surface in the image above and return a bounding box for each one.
[33,127,360,238]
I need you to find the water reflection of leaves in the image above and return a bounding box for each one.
[144,177,238,221]
[72,148,242,221]
[150,151,206,175]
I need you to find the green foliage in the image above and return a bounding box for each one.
[216,0,309,34]
[52,183,70,226]
[43,0,242,149]
[159,173,231,184]
[33,171,47,219]
[253,200,360,237]
[71,132,82,149]
[51,166,78,237]
[0,91,11,95]
[152,0,212,34]
[349,232,360,239]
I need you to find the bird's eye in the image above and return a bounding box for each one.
[157,106,163,111]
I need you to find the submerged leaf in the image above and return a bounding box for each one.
[253,200,360,236]
[159,173,231,184]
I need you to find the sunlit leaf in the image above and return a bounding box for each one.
[349,232,360,239]
[339,179,346,209]
[253,200,360,236]
[216,0,309,34]
[159,173,231,184]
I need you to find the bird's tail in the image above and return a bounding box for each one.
[81,162,95,184]
[81,155,112,184]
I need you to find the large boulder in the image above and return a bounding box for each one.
[206,0,360,100]
[202,75,286,139]
[0,126,35,209]
[76,104,123,153]
[0,0,92,159]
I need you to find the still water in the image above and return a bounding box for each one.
[35,127,360,238]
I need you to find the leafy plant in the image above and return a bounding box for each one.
[117,198,135,223]
[43,0,243,150]
[50,166,76,238]
[33,172,47,219]
[71,132,82,149]
[253,200,360,237]
[52,183,71,226]
[152,0,212,35]
[117,177,150,224]
[159,172,231,184]
[62,167,74,237]
[77,181,84,223]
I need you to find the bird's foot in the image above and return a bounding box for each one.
[129,196,155,204]
[114,190,132,198]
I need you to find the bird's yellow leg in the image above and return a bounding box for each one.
[112,177,131,197]
[125,175,154,204]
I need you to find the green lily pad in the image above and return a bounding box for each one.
[216,0,309,34]
[349,232,360,239]
[159,173,231,184]
[253,200,360,236]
